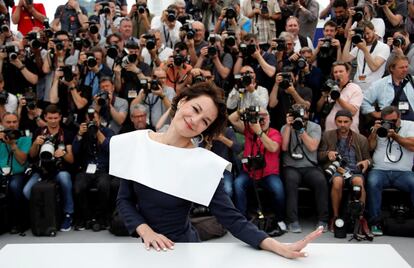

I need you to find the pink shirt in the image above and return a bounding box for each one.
[243,128,282,180]
[325,82,363,133]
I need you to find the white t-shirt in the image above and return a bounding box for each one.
[141,45,173,67]
[2,92,18,113]
[350,40,390,91]
[372,120,414,171]
[351,18,385,42]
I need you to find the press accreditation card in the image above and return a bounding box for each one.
[86,164,97,174]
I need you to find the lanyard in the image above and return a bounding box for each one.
[163,25,172,48]
[361,40,377,75]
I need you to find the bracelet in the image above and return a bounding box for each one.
[257,130,264,138]
[159,94,165,100]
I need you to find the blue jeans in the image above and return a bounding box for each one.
[234,171,285,221]
[8,174,26,203]
[366,169,414,224]
[222,170,234,198]
[23,171,74,214]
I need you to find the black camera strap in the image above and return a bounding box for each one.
[386,136,403,163]
[391,75,414,107]
[289,129,319,167]
[3,145,14,175]
[361,40,378,75]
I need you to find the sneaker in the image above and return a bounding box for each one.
[371,225,383,236]
[316,221,329,233]
[60,214,73,232]
[74,221,86,231]
[277,221,287,232]
[288,221,302,233]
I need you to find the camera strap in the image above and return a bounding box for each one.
[162,25,172,48]
[386,137,403,163]
[361,40,377,75]
[391,75,414,107]
[289,130,319,167]
[4,145,14,175]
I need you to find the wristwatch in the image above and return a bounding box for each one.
[257,130,264,138]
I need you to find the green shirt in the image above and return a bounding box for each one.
[0,136,32,175]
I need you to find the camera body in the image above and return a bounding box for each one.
[225,7,237,20]
[121,53,138,68]
[377,120,397,138]
[296,56,307,70]
[235,72,253,90]
[325,154,353,180]
[322,79,341,100]
[242,153,266,171]
[240,106,261,124]
[260,0,269,14]
[52,39,64,51]
[352,28,364,45]
[43,19,54,38]
[353,6,364,22]
[166,9,176,22]
[0,91,8,105]
[319,38,333,58]
[24,91,37,110]
[224,32,236,47]
[39,136,57,162]
[26,31,42,49]
[192,75,206,84]
[289,106,305,131]
[1,45,18,61]
[273,38,286,52]
[59,65,74,82]
[88,22,99,35]
[2,129,22,140]
[180,23,195,40]
[99,2,111,15]
[143,33,156,50]
[378,0,388,5]
[172,54,185,67]
[239,43,256,58]
[347,185,364,220]
[392,36,405,47]
[96,91,109,106]
[137,3,147,14]
[106,44,119,59]
[279,72,292,90]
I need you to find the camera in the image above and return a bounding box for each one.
[192,75,206,84]
[137,79,151,95]
[279,72,292,90]
[121,54,138,68]
[322,79,341,100]
[87,108,98,136]
[352,28,364,45]
[352,6,364,22]
[0,14,9,33]
[0,91,8,105]
[99,2,111,15]
[143,33,156,50]
[224,31,236,47]
[88,22,99,35]
[180,23,195,40]
[325,154,353,179]
[106,44,118,59]
[150,79,159,91]
[241,154,266,171]
[225,7,237,20]
[392,36,405,47]
[296,56,307,70]
[173,54,185,66]
[39,136,57,162]
[207,46,217,57]
[86,55,98,68]
[59,65,74,82]
[96,91,109,106]
[378,0,388,5]
[273,38,286,52]
[137,4,147,14]
[235,72,253,91]
[240,106,261,124]
[260,0,269,14]
[166,9,176,22]
[319,38,332,58]
[43,19,54,38]
[289,106,306,131]
[347,185,364,220]
[2,129,22,140]
[73,37,91,50]
[1,45,18,61]
[24,91,37,110]
[52,39,64,51]
[377,120,397,138]
[239,43,256,58]
[26,31,42,49]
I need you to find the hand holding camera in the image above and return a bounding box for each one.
[78,122,87,136]
[34,135,46,147]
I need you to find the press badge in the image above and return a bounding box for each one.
[358,75,366,82]
[398,101,409,113]
[128,90,138,99]
[86,164,97,174]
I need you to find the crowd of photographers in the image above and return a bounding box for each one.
[0,0,413,238]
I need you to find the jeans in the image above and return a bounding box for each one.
[222,170,234,198]
[23,171,74,214]
[366,169,414,224]
[234,171,285,221]
[7,174,27,225]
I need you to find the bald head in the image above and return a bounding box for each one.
[192,21,205,42]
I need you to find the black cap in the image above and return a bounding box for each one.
[125,40,139,49]
[335,110,353,120]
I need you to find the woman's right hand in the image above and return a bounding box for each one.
[137,224,175,251]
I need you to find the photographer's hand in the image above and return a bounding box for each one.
[357,160,370,173]
[327,151,338,161]
[249,121,262,136]
[78,122,87,136]
[288,53,300,62]
[54,147,66,158]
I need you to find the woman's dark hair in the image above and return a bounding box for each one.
[170,82,227,139]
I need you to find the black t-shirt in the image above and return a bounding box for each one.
[2,57,39,95]
[120,61,152,99]
[243,52,276,92]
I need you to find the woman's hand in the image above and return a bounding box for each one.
[137,224,175,251]
[260,226,323,259]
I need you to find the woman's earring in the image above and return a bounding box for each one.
[192,133,204,145]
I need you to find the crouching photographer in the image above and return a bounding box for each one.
[229,106,286,234]
[0,112,31,233]
[281,104,329,233]
[318,110,372,232]
[72,108,114,231]
[23,104,75,232]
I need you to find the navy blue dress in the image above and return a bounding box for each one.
[117,178,269,249]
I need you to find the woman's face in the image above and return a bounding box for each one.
[173,95,218,138]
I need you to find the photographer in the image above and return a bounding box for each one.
[72,108,114,231]
[193,0,226,33]
[341,20,390,91]
[0,41,39,96]
[285,0,319,42]
[312,20,343,79]
[11,0,46,36]
[96,0,127,17]
[318,110,371,232]
[162,42,192,93]
[129,0,153,39]
[214,2,251,35]
[284,16,313,53]
[119,103,150,133]
[362,54,414,122]
[327,0,349,47]
[273,32,296,72]
[366,106,414,235]
[51,0,88,35]
[385,29,414,76]
[94,0,118,39]
[0,112,31,233]
[226,66,268,110]
[281,104,328,233]
[94,76,128,134]
[234,33,276,91]
[23,104,75,232]
[229,107,286,231]
[16,90,46,136]
[186,21,208,66]
[269,70,312,130]
[153,5,181,49]
[0,74,17,118]
[194,33,233,89]
[374,0,406,40]
[118,17,139,45]
[130,68,175,129]
[242,0,281,43]
[141,29,173,69]
[317,61,363,133]
[114,41,151,99]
